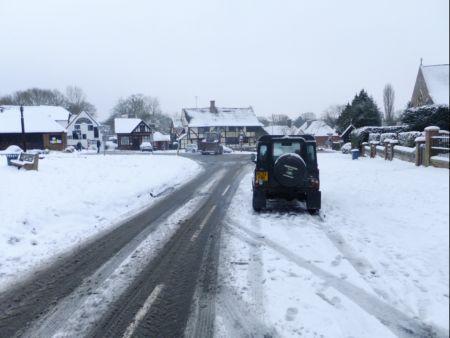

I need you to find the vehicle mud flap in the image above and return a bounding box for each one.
[306,191,321,210]
[252,190,266,211]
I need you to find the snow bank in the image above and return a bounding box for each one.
[320,153,449,330]
[0,153,201,291]
[218,152,449,337]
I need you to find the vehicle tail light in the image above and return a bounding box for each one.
[309,177,320,189]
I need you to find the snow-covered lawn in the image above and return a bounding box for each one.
[0,152,201,291]
[217,152,449,337]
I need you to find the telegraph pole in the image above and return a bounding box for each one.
[20,105,27,152]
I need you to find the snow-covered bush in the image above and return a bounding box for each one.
[398,131,423,147]
[368,133,380,142]
[380,133,397,143]
[401,105,449,131]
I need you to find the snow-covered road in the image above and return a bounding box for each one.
[217,152,449,338]
[0,152,201,292]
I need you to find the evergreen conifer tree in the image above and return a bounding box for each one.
[336,90,382,132]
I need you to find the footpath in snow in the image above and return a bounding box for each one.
[217,152,449,338]
[0,152,201,291]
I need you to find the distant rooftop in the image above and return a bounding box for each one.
[183,101,262,128]
[114,118,143,134]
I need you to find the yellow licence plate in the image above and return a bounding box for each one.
[256,171,268,181]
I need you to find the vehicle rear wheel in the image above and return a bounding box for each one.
[252,190,266,212]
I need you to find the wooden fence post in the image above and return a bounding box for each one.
[424,126,440,167]
[369,141,377,158]
[389,140,398,161]
[415,136,426,166]
[383,140,390,160]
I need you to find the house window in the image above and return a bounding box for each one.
[88,125,94,131]
[76,117,92,125]
[75,125,81,130]
[226,137,239,144]
[140,125,147,133]
[49,134,62,144]
[142,135,151,142]
[94,127,99,138]
[228,126,236,132]
[121,136,130,145]
[72,131,80,139]
[82,134,87,139]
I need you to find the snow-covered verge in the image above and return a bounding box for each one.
[217,152,449,337]
[0,152,201,291]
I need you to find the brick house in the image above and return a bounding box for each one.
[114,118,153,150]
[297,120,341,147]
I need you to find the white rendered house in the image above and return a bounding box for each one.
[66,111,102,149]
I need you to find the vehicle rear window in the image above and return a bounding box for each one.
[272,141,301,161]
[307,144,316,163]
[258,144,268,161]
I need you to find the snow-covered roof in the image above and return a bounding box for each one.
[421,64,449,105]
[0,106,66,133]
[183,106,263,128]
[0,105,71,122]
[114,118,143,134]
[153,131,171,142]
[172,117,183,128]
[263,125,297,135]
[297,120,337,137]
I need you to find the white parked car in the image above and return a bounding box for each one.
[140,142,153,152]
[185,144,198,153]
[105,141,118,150]
[222,145,233,153]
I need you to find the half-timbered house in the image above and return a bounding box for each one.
[180,101,264,148]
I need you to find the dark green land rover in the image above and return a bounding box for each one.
[251,135,321,213]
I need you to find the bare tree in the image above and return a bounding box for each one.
[257,116,270,126]
[271,114,292,127]
[105,94,170,131]
[321,104,344,128]
[65,85,96,116]
[0,88,66,106]
[383,83,395,125]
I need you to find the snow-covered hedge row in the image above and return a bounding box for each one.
[351,126,408,148]
[398,131,423,147]
[368,133,380,142]
[368,131,423,147]
[380,133,397,143]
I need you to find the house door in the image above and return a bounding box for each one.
[132,137,140,150]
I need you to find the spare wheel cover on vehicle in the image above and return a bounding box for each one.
[274,153,306,187]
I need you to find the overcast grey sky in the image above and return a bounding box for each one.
[1,0,448,121]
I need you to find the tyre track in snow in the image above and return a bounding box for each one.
[226,222,447,338]
[184,166,250,338]
[89,157,249,337]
